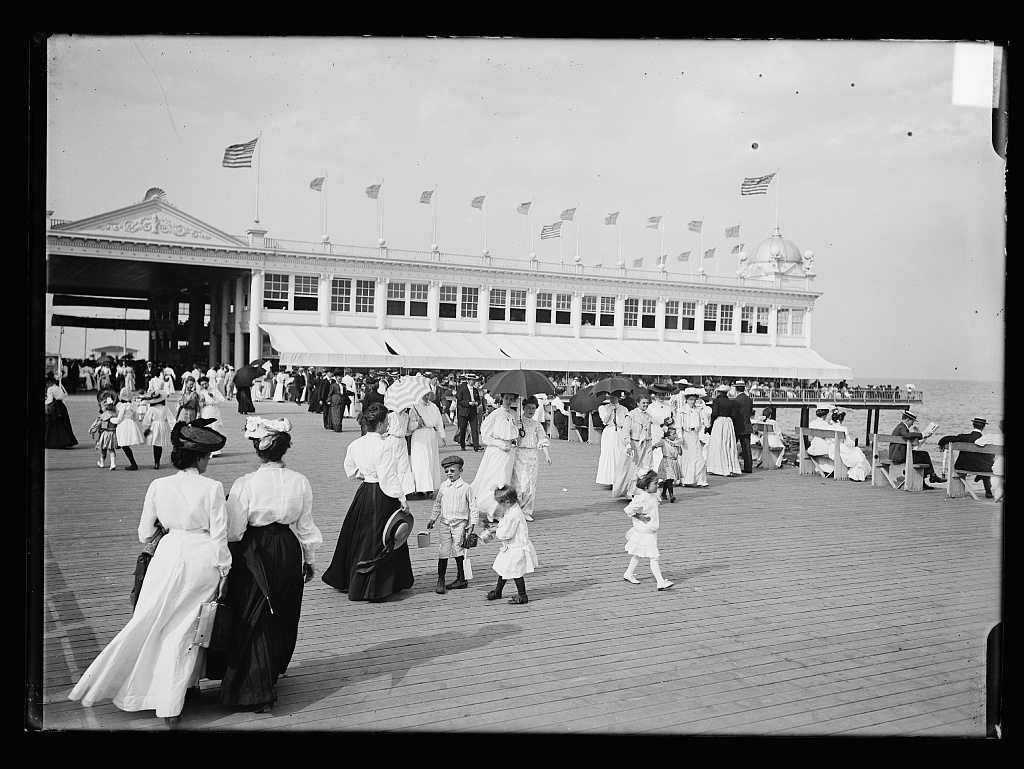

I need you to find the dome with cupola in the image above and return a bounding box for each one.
[737,226,814,279]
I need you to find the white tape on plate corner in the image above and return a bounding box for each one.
[951,42,998,108]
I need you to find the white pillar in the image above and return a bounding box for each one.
[734,302,744,345]
[804,307,813,348]
[248,270,263,364]
[233,277,245,369]
[571,291,583,339]
[614,294,625,340]
[656,297,666,342]
[769,304,779,347]
[375,277,387,330]
[526,288,538,336]
[220,281,230,365]
[480,286,490,334]
[428,280,441,333]
[696,299,705,344]
[319,274,331,327]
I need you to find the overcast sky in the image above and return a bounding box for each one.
[45,37,1005,382]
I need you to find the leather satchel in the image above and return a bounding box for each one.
[190,578,235,651]
[459,529,479,549]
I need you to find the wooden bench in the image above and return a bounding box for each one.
[798,427,849,480]
[751,422,781,471]
[871,433,929,491]
[945,442,1003,500]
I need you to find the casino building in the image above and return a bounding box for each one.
[45,189,850,381]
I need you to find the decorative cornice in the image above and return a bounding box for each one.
[96,213,212,241]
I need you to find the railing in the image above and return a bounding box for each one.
[751,388,924,403]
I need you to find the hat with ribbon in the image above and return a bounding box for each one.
[171,418,227,453]
[648,383,674,395]
[683,387,702,398]
[972,418,987,428]
[902,410,918,421]
[243,416,292,451]
[815,403,833,411]
[144,390,167,405]
[734,380,747,388]
[716,384,731,393]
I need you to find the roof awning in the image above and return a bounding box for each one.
[259,324,851,379]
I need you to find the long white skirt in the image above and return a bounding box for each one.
[68,530,219,718]
[596,425,625,485]
[706,417,741,476]
[511,449,541,516]
[471,446,516,521]
[835,442,872,481]
[678,428,708,486]
[273,382,286,402]
[410,428,442,493]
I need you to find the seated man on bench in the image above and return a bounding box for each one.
[938,417,995,498]
[891,409,943,490]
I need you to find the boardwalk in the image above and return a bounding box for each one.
[35,394,1002,735]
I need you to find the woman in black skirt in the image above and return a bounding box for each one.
[209,416,323,713]
[44,371,78,449]
[322,402,416,600]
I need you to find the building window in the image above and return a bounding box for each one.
[409,282,429,317]
[489,288,507,321]
[260,329,278,359]
[461,287,479,319]
[741,305,754,333]
[509,289,527,322]
[791,308,804,335]
[555,293,572,325]
[777,308,790,335]
[263,273,289,310]
[720,304,734,332]
[600,296,616,327]
[331,278,351,312]
[294,275,318,312]
[680,301,696,331]
[536,292,552,324]
[641,298,657,329]
[665,300,679,330]
[178,301,189,325]
[757,306,769,334]
[624,298,639,327]
[581,295,597,326]
[439,285,458,318]
[704,302,718,332]
[386,282,407,316]
[355,280,375,313]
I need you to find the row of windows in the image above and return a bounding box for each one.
[260,274,804,334]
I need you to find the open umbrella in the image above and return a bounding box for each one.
[483,369,557,398]
[592,376,640,397]
[568,384,602,413]
[384,375,432,412]
[233,364,264,389]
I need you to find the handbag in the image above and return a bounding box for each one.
[190,577,235,651]
[459,529,478,549]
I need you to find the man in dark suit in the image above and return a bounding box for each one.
[732,380,755,473]
[455,374,482,451]
[891,410,941,488]
[938,417,993,497]
[359,378,385,435]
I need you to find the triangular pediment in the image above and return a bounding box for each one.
[51,196,247,249]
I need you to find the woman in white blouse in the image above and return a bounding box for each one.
[595,391,629,487]
[45,371,78,449]
[69,419,229,726]
[321,403,416,600]
[409,391,446,498]
[208,417,322,713]
[471,392,520,522]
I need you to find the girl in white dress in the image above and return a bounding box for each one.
[621,470,673,591]
[197,376,226,456]
[111,388,145,471]
[409,392,446,497]
[481,485,538,605]
[510,397,552,521]
[142,392,176,470]
[595,392,629,487]
[471,393,520,522]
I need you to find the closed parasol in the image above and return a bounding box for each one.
[483,369,557,398]
[384,375,432,412]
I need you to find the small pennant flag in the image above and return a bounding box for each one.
[647,216,662,229]
[309,177,325,192]
[471,195,486,209]
[222,137,258,168]
[560,208,576,221]
[704,247,717,259]
[517,201,532,215]
[725,225,740,238]
[687,220,702,233]
[594,263,603,268]
[605,212,620,225]
[420,190,434,204]
[632,258,644,267]
[677,251,690,262]
[731,244,741,254]
[540,221,562,240]
[741,173,776,195]
[366,184,381,199]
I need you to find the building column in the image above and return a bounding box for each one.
[319,273,332,327]
[769,304,779,347]
[479,286,490,334]
[428,281,441,333]
[208,282,220,365]
[526,288,538,336]
[614,294,625,341]
[696,299,705,344]
[656,297,666,342]
[248,270,263,364]
[571,291,583,339]
[804,306,813,348]
[233,277,245,369]
[189,286,205,363]
[219,281,230,365]
[375,277,387,330]
[734,302,744,345]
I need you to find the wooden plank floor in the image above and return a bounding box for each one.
[36,394,1002,734]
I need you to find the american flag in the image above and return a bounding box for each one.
[687,220,702,233]
[677,251,690,262]
[222,137,258,168]
[560,208,576,221]
[704,247,717,259]
[366,184,381,199]
[309,177,325,192]
[540,221,562,240]
[420,190,434,204]
[632,258,643,267]
[725,225,740,238]
[647,216,662,229]
[471,195,486,209]
[605,212,620,225]
[740,173,776,195]
[517,201,532,215]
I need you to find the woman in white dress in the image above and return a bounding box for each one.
[595,392,629,487]
[806,405,836,477]
[613,394,653,498]
[471,392,520,522]
[197,376,226,456]
[112,388,145,471]
[751,407,786,469]
[68,420,230,726]
[409,391,446,498]
[142,391,176,470]
[829,408,872,481]
[511,397,552,521]
[272,370,288,403]
[677,387,710,487]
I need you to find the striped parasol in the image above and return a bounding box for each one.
[384,375,432,412]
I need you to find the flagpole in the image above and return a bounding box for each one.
[775,168,780,230]
[322,174,328,242]
[254,131,262,224]
[617,210,622,266]
[484,191,489,254]
[575,202,580,261]
[699,216,704,275]
[379,178,385,245]
[530,198,535,258]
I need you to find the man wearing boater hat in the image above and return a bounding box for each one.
[732,380,755,474]
[891,410,942,489]
[937,418,994,497]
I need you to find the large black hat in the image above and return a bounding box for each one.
[171,418,227,453]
